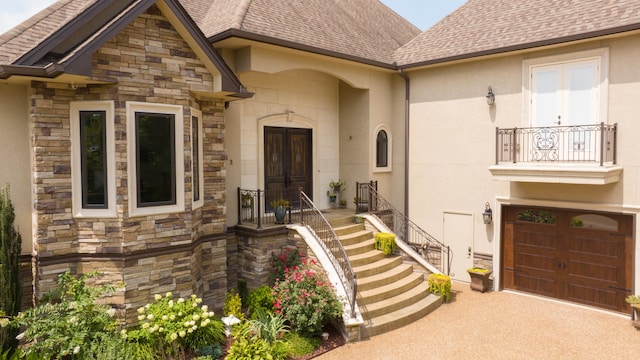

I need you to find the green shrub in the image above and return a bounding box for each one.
[428,273,452,303]
[13,271,117,360]
[226,336,287,360]
[374,232,396,255]
[247,285,274,318]
[194,343,223,360]
[0,184,22,353]
[223,290,245,321]
[269,247,304,285]
[272,257,342,337]
[126,293,225,358]
[284,332,321,358]
[237,279,248,309]
[79,332,155,360]
[242,308,288,344]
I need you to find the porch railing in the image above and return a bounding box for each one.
[357,182,452,275]
[237,187,301,228]
[495,123,617,165]
[299,190,357,319]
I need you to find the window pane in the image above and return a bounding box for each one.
[376,130,388,167]
[136,112,176,207]
[80,111,107,209]
[566,63,595,126]
[532,67,560,127]
[571,214,618,231]
[517,209,557,224]
[192,115,200,202]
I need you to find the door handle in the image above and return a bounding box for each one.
[467,246,472,258]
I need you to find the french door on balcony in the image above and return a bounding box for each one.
[531,59,600,161]
[264,126,312,209]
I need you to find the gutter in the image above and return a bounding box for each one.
[397,68,409,218]
[0,63,64,80]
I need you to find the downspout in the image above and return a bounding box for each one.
[397,68,410,217]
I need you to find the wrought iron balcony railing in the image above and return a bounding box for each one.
[495,123,617,166]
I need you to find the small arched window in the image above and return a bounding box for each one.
[376,130,388,168]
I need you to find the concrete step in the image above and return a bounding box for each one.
[328,216,357,228]
[357,263,415,291]
[360,281,431,320]
[343,238,375,257]
[333,222,365,236]
[364,293,442,338]
[338,229,374,247]
[353,256,403,278]
[357,271,424,305]
[349,249,385,268]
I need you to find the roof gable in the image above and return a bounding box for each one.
[0,0,249,97]
[394,0,640,67]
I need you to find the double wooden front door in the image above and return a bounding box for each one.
[264,127,312,208]
[502,206,633,313]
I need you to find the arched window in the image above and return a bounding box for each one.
[376,130,388,167]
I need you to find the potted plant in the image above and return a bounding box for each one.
[626,295,640,328]
[467,267,493,293]
[241,193,254,209]
[428,273,451,303]
[374,232,396,255]
[328,194,337,203]
[339,199,347,208]
[270,198,289,224]
[329,179,345,193]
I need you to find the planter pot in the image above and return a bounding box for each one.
[468,270,493,293]
[274,206,286,224]
[633,307,640,329]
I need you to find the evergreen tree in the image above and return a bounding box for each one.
[0,184,22,352]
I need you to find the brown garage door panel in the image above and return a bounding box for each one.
[514,273,556,297]
[515,252,556,273]
[514,229,557,249]
[567,234,622,258]
[567,260,621,284]
[567,283,618,311]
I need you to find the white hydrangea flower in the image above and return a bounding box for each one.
[106,308,116,317]
[178,298,185,303]
[192,314,200,321]
[169,314,176,321]
[137,307,145,314]
[179,330,186,338]
[142,323,150,329]
[168,300,174,308]
[170,333,178,341]
[68,316,77,324]
[146,314,154,320]
[162,315,169,321]
[201,305,208,312]
[166,292,172,298]
[138,315,145,321]
[154,294,162,301]
[73,346,80,354]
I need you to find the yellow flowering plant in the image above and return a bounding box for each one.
[126,293,225,356]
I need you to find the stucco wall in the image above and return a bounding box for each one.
[407,34,640,281]
[0,84,32,252]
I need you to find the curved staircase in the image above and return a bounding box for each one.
[329,216,442,338]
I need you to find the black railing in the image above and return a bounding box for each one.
[496,123,617,165]
[237,188,301,228]
[358,182,452,275]
[299,190,357,319]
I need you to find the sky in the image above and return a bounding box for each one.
[0,0,467,34]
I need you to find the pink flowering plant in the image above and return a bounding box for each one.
[125,293,225,357]
[269,246,305,285]
[272,257,342,336]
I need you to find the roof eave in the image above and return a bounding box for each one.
[0,63,64,80]
[398,23,640,70]
[209,29,397,70]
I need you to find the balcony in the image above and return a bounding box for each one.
[489,123,622,185]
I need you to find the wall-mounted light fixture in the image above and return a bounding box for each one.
[482,202,493,224]
[486,86,495,105]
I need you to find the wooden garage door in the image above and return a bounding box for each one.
[503,206,633,313]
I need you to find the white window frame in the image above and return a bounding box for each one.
[70,101,117,218]
[191,108,204,210]
[127,102,184,217]
[522,48,609,127]
[373,124,392,173]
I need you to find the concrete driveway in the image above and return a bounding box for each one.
[318,281,639,360]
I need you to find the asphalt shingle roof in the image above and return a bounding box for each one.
[181,0,422,65]
[0,0,96,64]
[393,0,640,67]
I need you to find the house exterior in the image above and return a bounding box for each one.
[1,0,639,323]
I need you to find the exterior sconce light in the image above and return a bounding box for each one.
[482,202,493,225]
[486,86,495,105]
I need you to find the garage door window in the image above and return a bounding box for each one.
[516,209,557,224]
[570,214,618,231]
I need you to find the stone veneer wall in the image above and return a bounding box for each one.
[29,5,229,321]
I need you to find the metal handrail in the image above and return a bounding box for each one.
[359,182,452,275]
[299,190,357,319]
[495,123,617,165]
